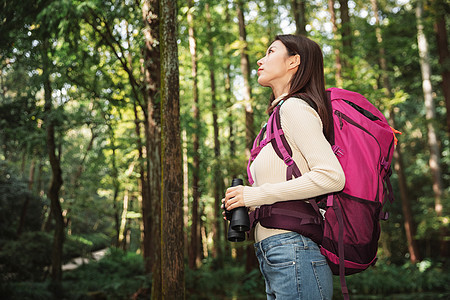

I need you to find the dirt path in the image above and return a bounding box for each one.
[62,248,108,271]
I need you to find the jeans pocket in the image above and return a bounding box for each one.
[263,243,296,267]
[311,259,333,300]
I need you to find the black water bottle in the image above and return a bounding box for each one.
[225,178,250,242]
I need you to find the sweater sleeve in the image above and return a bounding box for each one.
[243,98,345,207]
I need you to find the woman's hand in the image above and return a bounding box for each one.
[222,185,245,211]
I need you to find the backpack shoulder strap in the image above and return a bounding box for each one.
[269,101,302,180]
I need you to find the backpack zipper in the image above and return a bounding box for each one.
[335,110,380,147]
[335,110,383,203]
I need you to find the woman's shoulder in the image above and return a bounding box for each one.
[280,96,321,120]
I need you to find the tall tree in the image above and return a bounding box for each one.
[432,0,450,135]
[159,0,184,298]
[224,1,235,158]
[416,0,443,217]
[339,0,353,72]
[206,3,224,262]
[235,0,258,271]
[187,0,201,270]
[141,0,162,283]
[42,39,65,290]
[236,0,254,157]
[292,0,307,36]
[328,0,343,87]
[370,0,420,263]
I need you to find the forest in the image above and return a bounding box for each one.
[0,0,449,299]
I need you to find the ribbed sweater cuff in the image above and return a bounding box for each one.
[243,185,278,207]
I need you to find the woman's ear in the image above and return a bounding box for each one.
[288,54,301,70]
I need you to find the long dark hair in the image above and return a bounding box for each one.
[267,34,333,143]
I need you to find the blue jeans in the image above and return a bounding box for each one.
[254,232,333,300]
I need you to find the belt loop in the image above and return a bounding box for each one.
[299,234,309,249]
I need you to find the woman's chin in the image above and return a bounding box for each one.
[257,78,269,86]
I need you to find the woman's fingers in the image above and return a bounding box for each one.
[224,186,244,210]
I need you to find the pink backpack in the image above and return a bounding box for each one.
[247,88,397,300]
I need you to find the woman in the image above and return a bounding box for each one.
[223,35,345,299]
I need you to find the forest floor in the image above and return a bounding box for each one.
[62,248,108,271]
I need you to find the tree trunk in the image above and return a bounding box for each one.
[338,0,352,71]
[328,0,343,87]
[224,5,235,258]
[159,0,184,298]
[133,97,149,257]
[142,0,161,289]
[187,0,201,270]
[226,65,235,158]
[109,130,121,247]
[236,0,254,157]
[392,126,420,262]
[206,2,224,264]
[42,40,64,291]
[370,0,421,263]
[182,129,189,259]
[17,157,36,236]
[118,189,129,250]
[292,0,306,36]
[225,5,235,159]
[236,0,258,271]
[416,0,443,216]
[432,0,450,136]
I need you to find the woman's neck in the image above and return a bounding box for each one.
[271,92,288,106]
[272,84,290,99]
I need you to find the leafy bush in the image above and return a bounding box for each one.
[0,281,53,300]
[64,232,111,260]
[63,248,150,300]
[0,231,53,281]
[185,259,266,299]
[0,231,111,283]
[332,259,450,299]
[186,258,450,299]
[0,162,45,243]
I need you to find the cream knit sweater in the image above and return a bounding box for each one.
[244,95,345,243]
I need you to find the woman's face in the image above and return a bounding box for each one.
[257,40,293,89]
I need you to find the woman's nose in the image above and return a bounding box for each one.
[257,58,263,66]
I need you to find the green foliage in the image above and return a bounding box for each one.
[64,233,111,259]
[0,231,53,281]
[340,260,450,298]
[185,261,266,299]
[0,231,111,283]
[1,249,149,300]
[0,281,53,300]
[0,162,44,242]
[63,248,149,300]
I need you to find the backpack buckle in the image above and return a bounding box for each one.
[381,158,390,171]
[284,156,293,165]
[332,145,344,157]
